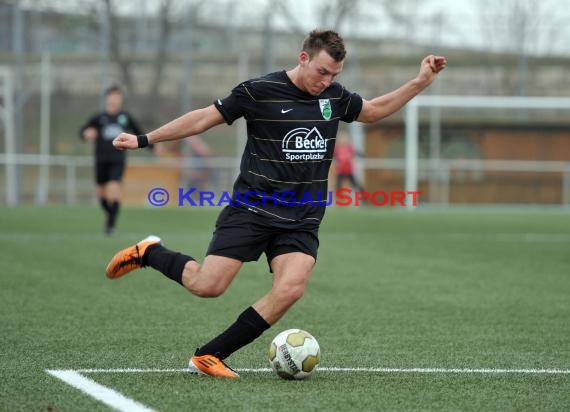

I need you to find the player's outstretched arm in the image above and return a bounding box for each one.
[357,55,447,124]
[113,105,225,151]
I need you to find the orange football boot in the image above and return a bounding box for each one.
[105,235,161,279]
[188,354,240,379]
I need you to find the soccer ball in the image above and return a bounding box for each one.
[268,329,321,380]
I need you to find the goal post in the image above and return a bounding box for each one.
[405,95,570,210]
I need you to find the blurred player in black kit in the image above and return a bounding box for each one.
[79,85,143,235]
[105,30,446,378]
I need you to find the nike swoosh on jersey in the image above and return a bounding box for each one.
[281,108,293,113]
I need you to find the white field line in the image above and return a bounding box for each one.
[46,367,570,412]
[71,367,570,374]
[46,370,156,412]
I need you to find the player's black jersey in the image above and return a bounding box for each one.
[79,111,142,162]
[215,70,363,229]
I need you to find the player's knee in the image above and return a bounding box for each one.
[187,282,226,298]
[185,276,227,298]
[275,283,306,305]
[188,286,219,298]
[193,287,225,298]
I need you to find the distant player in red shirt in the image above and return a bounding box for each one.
[334,131,364,192]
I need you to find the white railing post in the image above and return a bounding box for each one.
[0,67,17,206]
[441,162,450,207]
[405,100,419,210]
[38,53,52,205]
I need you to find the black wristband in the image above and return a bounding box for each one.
[137,135,149,148]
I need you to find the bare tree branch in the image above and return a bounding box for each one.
[102,0,135,95]
[145,0,174,121]
[273,0,306,36]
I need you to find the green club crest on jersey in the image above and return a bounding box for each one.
[118,114,128,127]
[319,99,332,120]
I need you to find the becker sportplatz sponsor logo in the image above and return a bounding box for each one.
[281,127,328,161]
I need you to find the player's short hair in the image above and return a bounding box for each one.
[105,85,123,96]
[302,30,346,62]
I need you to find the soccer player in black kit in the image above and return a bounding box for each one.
[80,85,143,235]
[106,30,446,378]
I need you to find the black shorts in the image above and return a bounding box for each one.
[206,206,319,266]
[95,161,125,184]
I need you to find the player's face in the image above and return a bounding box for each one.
[300,50,344,96]
[105,92,123,115]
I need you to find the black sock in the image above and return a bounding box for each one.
[195,306,271,359]
[100,198,111,214]
[143,244,194,285]
[107,201,120,229]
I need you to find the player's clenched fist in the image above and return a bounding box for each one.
[425,54,446,73]
[113,133,138,150]
[416,55,447,86]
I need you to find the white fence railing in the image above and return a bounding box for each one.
[0,154,240,206]
[363,158,570,207]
